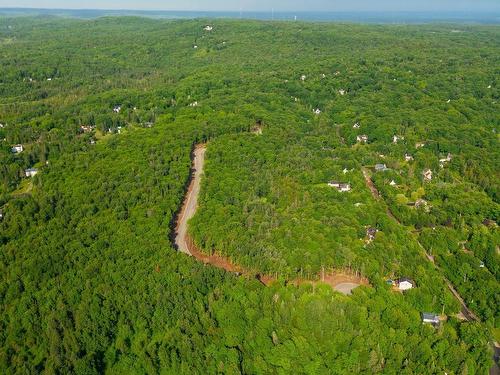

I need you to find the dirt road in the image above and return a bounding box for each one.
[175,144,206,256]
[173,143,369,294]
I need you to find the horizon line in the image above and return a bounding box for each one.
[1,7,499,14]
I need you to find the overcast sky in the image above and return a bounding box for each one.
[1,0,499,12]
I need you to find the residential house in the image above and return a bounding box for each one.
[25,168,38,178]
[421,313,440,325]
[439,153,452,168]
[353,122,360,129]
[405,153,414,162]
[189,101,199,107]
[80,125,95,133]
[338,89,346,96]
[415,199,429,210]
[203,25,213,31]
[328,181,351,192]
[366,227,378,242]
[313,108,321,115]
[422,169,433,182]
[396,277,414,291]
[300,74,306,81]
[415,142,426,149]
[357,135,368,144]
[374,164,388,172]
[389,180,397,186]
[113,105,121,113]
[11,144,23,153]
[393,135,405,144]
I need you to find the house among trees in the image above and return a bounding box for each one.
[389,180,397,186]
[396,277,414,291]
[405,153,414,162]
[313,108,321,115]
[375,163,388,172]
[328,181,351,192]
[415,142,426,149]
[366,227,378,242]
[421,313,440,325]
[393,135,404,144]
[300,74,306,81]
[203,25,213,31]
[0,209,3,221]
[113,105,121,113]
[439,153,452,168]
[357,135,368,143]
[422,169,433,181]
[80,125,95,133]
[189,101,199,107]
[353,122,360,129]
[338,89,346,95]
[25,168,38,177]
[11,144,23,153]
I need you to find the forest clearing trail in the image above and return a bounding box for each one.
[173,143,369,294]
[361,166,479,322]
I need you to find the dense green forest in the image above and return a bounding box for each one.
[0,16,498,373]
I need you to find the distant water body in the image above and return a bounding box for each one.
[0,8,499,24]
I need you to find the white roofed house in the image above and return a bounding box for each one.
[439,153,452,168]
[357,135,368,144]
[375,164,388,172]
[328,181,351,192]
[11,144,23,153]
[421,313,440,325]
[422,169,433,182]
[353,122,360,129]
[405,153,414,162]
[113,105,122,113]
[313,108,321,115]
[203,25,213,31]
[396,277,414,291]
[300,74,307,81]
[25,168,38,178]
[415,142,426,149]
[389,180,397,186]
[393,135,404,144]
[338,89,346,96]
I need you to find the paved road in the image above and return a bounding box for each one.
[174,144,206,255]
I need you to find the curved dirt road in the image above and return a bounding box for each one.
[175,144,206,255]
[173,143,368,294]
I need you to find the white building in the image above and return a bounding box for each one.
[357,135,368,144]
[389,180,397,186]
[397,278,414,291]
[393,135,404,144]
[113,105,121,113]
[25,168,38,177]
[11,144,23,153]
[338,89,346,96]
[422,169,433,181]
[353,122,360,129]
[203,25,213,31]
[313,108,321,115]
[405,153,414,162]
[300,74,306,81]
[328,181,351,192]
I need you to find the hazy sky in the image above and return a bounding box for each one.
[1,0,499,12]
